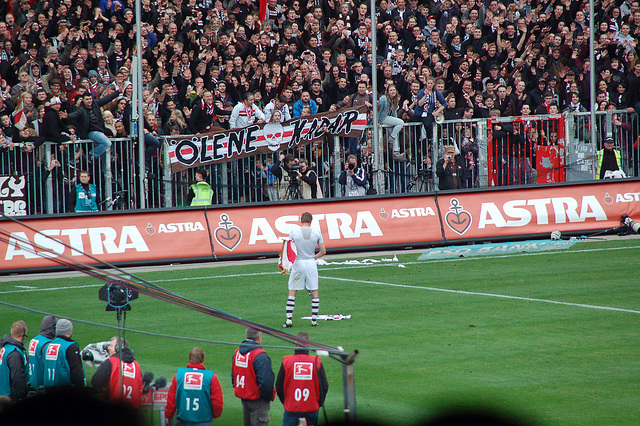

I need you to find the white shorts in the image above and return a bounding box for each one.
[288,258,318,291]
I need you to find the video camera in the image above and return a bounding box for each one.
[290,165,303,171]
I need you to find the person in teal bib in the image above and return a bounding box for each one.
[42,319,84,388]
[68,170,99,212]
[0,320,29,401]
[27,315,57,390]
[165,347,224,425]
[187,169,214,206]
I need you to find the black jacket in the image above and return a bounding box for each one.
[66,91,119,138]
[0,334,28,400]
[91,347,136,399]
[276,349,329,408]
[436,154,468,190]
[40,107,71,144]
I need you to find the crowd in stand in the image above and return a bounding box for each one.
[0,0,639,199]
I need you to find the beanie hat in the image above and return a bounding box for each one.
[56,319,73,336]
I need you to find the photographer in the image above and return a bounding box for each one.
[296,159,323,199]
[272,153,300,200]
[339,154,368,197]
[435,145,468,190]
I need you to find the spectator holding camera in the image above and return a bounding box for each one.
[436,145,468,190]
[339,154,367,197]
[296,158,322,199]
[272,153,300,200]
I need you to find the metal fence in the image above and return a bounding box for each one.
[2,110,638,216]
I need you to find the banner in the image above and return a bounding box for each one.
[0,175,27,216]
[1,180,638,272]
[437,181,640,240]
[166,106,368,172]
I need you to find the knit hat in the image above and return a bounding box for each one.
[50,97,62,105]
[56,319,73,336]
[88,70,99,78]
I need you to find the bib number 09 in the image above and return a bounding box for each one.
[294,388,310,401]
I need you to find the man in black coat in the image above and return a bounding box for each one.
[65,86,119,160]
[436,145,468,190]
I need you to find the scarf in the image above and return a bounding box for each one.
[202,99,214,115]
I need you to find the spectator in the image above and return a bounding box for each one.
[292,90,318,117]
[229,92,266,129]
[436,145,468,190]
[339,154,367,196]
[378,84,405,160]
[65,87,119,162]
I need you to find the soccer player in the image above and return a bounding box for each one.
[284,212,326,328]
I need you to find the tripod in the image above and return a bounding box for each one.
[284,177,303,200]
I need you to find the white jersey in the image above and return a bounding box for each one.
[289,226,323,260]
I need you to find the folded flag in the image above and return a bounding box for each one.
[278,239,297,274]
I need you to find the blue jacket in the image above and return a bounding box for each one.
[292,99,318,117]
[414,88,446,118]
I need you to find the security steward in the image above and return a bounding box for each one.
[187,168,214,206]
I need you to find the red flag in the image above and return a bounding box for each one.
[12,96,26,131]
[278,239,297,274]
[259,0,267,23]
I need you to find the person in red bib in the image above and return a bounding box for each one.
[232,328,275,426]
[276,332,329,426]
[90,337,143,408]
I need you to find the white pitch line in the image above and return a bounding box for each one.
[0,284,102,295]
[322,276,640,314]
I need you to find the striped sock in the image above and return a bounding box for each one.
[311,298,320,320]
[286,296,295,320]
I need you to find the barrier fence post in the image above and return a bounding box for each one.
[162,140,172,207]
[44,143,54,214]
[104,147,113,210]
[333,135,342,197]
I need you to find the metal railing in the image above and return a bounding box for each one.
[2,110,638,216]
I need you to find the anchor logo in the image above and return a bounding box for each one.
[445,198,472,235]
[214,214,243,251]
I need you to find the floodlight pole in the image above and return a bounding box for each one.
[341,350,359,423]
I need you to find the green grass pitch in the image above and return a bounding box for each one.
[1,238,639,425]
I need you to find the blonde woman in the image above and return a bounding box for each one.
[102,110,117,137]
[378,84,405,157]
[162,109,190,135]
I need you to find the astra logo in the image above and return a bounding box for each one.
[4,226,150,260]
[390,207,436,218]
[249,212,383,245]
[615,192,640,203]
[157,222,205,233]
[478,196,607,228]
